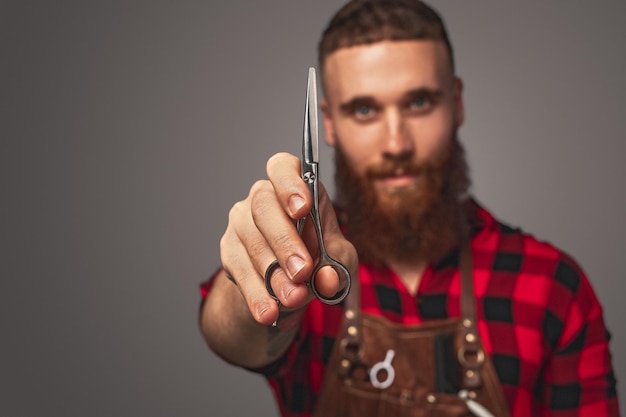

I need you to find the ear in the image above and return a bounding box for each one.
[320,99,336,146]
[453,76,465,127]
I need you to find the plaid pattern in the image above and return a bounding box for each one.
[200,199,619,416]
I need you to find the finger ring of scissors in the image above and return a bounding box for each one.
[264,67,351,305]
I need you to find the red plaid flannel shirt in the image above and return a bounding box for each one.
[200,199,619,416]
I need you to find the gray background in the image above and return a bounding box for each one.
[2,1,625,416]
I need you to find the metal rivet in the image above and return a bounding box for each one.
[345,309,355,319]
[468,391,477,399]
[427,394,437,404]
[466,370,475,378]
[463,318,472,328]
[341,359,350,368]
[347,326,358,336]
[401,390,412,401]
[465,333,476,343]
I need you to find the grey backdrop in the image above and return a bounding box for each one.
[2,1,625,416]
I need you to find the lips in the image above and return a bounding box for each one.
[372,167,423,189]
[378,173,419,188]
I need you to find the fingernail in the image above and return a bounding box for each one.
[256,302,272,322]
[287,255,306,280]
[288,195,305,216]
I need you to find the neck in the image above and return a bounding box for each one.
[386,231,463,295]
[388,258,429,296]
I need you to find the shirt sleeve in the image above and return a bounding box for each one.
[539,256,620,416]
[198,268,220,311]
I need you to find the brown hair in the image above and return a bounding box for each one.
[318,0,455,74]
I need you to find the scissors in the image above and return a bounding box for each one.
[264,67,351,308]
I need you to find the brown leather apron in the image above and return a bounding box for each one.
[312,245,511,417]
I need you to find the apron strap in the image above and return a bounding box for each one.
[338,255,362,378]
[459,242,485,389]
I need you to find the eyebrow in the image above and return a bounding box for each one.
[338,96,379,115]
[402,87,444,102]
[338,87,444,114]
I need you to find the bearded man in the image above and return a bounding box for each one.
[199,1,619,416]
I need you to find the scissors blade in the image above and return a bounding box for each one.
[303,67,319,164]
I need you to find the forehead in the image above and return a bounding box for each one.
[322,40,453,101]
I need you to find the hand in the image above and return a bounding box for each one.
[220,152,358,326]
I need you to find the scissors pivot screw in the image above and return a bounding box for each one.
[303,172,316,183]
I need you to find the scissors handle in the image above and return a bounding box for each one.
[264,162,351,305]
[306,213,352,305]
[263,224,351,306]
[305,161,351,304]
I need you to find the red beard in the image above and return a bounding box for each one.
[334,137,470,266]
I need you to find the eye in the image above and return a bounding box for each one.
[405,94,435,115]
[356,105,373,116]
[409,96,428,108]
[353,104,377,121]
[340,99,381,122]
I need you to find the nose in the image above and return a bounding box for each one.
[381,108,413,158]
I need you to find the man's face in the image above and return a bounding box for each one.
[320,40,467,264]
[321,40,464,206]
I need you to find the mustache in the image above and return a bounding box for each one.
[366,154,432,180]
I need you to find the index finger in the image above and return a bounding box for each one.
[266,152,312,220]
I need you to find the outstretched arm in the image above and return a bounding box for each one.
[199,152,357,369]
